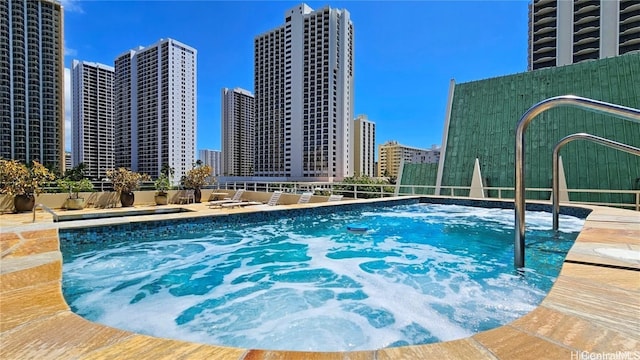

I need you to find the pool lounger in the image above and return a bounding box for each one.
[221,201,263,209]
[297,192,313,204]
[208,189,245,208]
[221,191,283,209]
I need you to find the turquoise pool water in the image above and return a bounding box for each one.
[62,203,584,351]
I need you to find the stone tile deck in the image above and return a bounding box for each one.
[1,198,639,359]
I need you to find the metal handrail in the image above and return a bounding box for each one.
[213,181,640,209]
[33,203,59,223]
[515,95,640,269]
[552,133,640,230]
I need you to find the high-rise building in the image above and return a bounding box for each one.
[378,141,438,179]
[353,114,375,177]
[64,151,72,171]
[198,149,221,177]
[1,0,65,172]
[528,0,640,70]
[114,38,197,183]
[221,88,254,177]
[254,3,354,181]
[71,60,114,180]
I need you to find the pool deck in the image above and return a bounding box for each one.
[1,197,639,359]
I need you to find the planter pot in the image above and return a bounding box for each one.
[194,188,202,203]
[65,198,85,210]
[120,192,135,207]
[155,193,168,205]
[14,194,35,213]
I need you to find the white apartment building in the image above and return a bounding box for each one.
[198,149,221,177]
[1,0,65,172]
[254,3,354,181]
[411,145,441,164]
[221,88,254,176]
[354,114,376,177]
[114,38,197,183]
[378,141,439,179]
[528,0,640,70]
[71,60,114,180]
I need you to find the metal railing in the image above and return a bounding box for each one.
[515,95,640,269]
[216,181,640,209]
[33,203,58,223]
[218,181,397,199]
[552,133,640,230]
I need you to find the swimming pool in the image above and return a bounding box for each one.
[61,201,585,352]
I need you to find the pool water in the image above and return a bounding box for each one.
[62,203,584,352]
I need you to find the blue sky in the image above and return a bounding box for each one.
[61,0,529,154]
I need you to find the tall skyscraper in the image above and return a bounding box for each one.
[114,38,197,183]
[1,0,65,172]
[71,60,114,180]
[528,0,640,70]
[198,149,221,177]
[254,3,354,181]
[353,114,375,177]
[221,88,254,177]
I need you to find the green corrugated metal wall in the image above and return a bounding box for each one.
[400,53,640,205]
[399,163,439,194]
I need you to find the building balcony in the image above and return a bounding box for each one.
[575,4,599,15]
[620,14,640,25]
[533,15,556,27]
[574,25,599,36]
[574,15,599,26]
[533,25,555,36]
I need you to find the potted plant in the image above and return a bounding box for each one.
[106,168,150,207]
[154,175,171,205]
[0,159,55,212]
[58,178,94,210]
[183,163,212,203]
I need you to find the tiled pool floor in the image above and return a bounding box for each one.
[1,197,638,359]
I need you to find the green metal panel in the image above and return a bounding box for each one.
[439,53,640,205]
[398,163,438,195]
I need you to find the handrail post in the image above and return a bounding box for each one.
[515,95,640,269]
[552,146,560,231]
[33,203,59,223]
[552,133,640,230]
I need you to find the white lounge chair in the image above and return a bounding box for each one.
[327,194,343,201]
[223,191,283,209]
[208,189,245,208]
[266,191,283,206]
[297,192,313,204]
[221,200,263,209]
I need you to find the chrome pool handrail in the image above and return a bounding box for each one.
[552,133,640,230]
[33,203,59,223]
[515,95,640,269]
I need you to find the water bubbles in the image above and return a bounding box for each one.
[62,203,583,352]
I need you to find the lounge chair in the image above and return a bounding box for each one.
[221,200,263,209]
[266,191,283,206]
[222,190,283,209]
[327,194,343,201]
[208,189,245,208]
[297,192,313,204]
